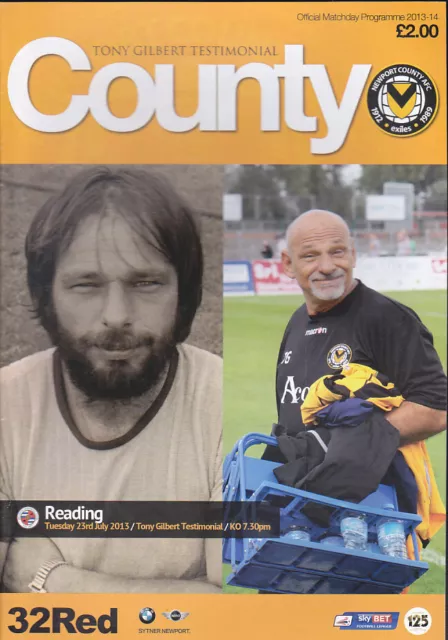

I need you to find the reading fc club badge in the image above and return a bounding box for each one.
[17,506,39,529]
[367,64,438,137]
[327,344,352,370]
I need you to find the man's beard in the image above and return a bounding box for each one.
[309,270,347,301]
[51,324,175,401]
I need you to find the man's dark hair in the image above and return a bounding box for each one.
[25,167,203,343]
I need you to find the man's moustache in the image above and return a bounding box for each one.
[84,335,155,350]
[311,273,345,282]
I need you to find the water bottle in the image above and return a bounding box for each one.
[246,538,264,555]
[376,504,408,559]
[283,525,311,542]
[340,513,368,550]
[321,535,344,547]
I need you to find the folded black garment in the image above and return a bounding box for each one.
[272,413,401,527]
[262,423,291,464]
[273,427,331,487]
[381,450,418,516]
[301,413,400,525]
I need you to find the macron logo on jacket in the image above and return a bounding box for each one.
[305,327,328,336]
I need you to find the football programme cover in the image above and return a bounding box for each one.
[0,2,446,639]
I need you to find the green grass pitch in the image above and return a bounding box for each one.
[223,290,446,594]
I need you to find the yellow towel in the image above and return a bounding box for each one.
[301,363,403,426]
[401,441,446,555]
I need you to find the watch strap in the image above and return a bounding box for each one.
[28,559,67,593]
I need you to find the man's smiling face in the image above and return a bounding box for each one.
[282,210,356,309]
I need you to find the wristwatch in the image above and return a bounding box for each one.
[28,560,67,593]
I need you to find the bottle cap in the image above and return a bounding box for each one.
[346,511,364,519]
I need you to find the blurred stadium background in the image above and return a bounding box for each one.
[223,164,446,595]
[224,164,446,260]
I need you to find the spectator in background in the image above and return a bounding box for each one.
[275,234,287,259]
[261,240,274,259]
[368,233,381,257]
[397,229,412,256]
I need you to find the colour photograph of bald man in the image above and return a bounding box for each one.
[271,209,446,449]
[223,166,446,593]
[246,209,443,591]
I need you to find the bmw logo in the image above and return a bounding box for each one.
[139,608,156,624]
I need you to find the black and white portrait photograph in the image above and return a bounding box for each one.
[0,164,223,593]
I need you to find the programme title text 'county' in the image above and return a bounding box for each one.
[8,38,373,154]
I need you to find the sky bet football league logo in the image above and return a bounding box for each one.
[367,64,438,137]
[334,612,400,630]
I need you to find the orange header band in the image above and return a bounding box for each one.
[1,2,446,164]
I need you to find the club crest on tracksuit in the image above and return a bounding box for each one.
[327,343,352,369]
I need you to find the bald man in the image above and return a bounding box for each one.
[264,209,446,461]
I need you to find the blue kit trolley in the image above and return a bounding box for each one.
[223,433,428,594]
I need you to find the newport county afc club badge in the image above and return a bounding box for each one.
[327,344,352,370]
[367,64,438,136]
